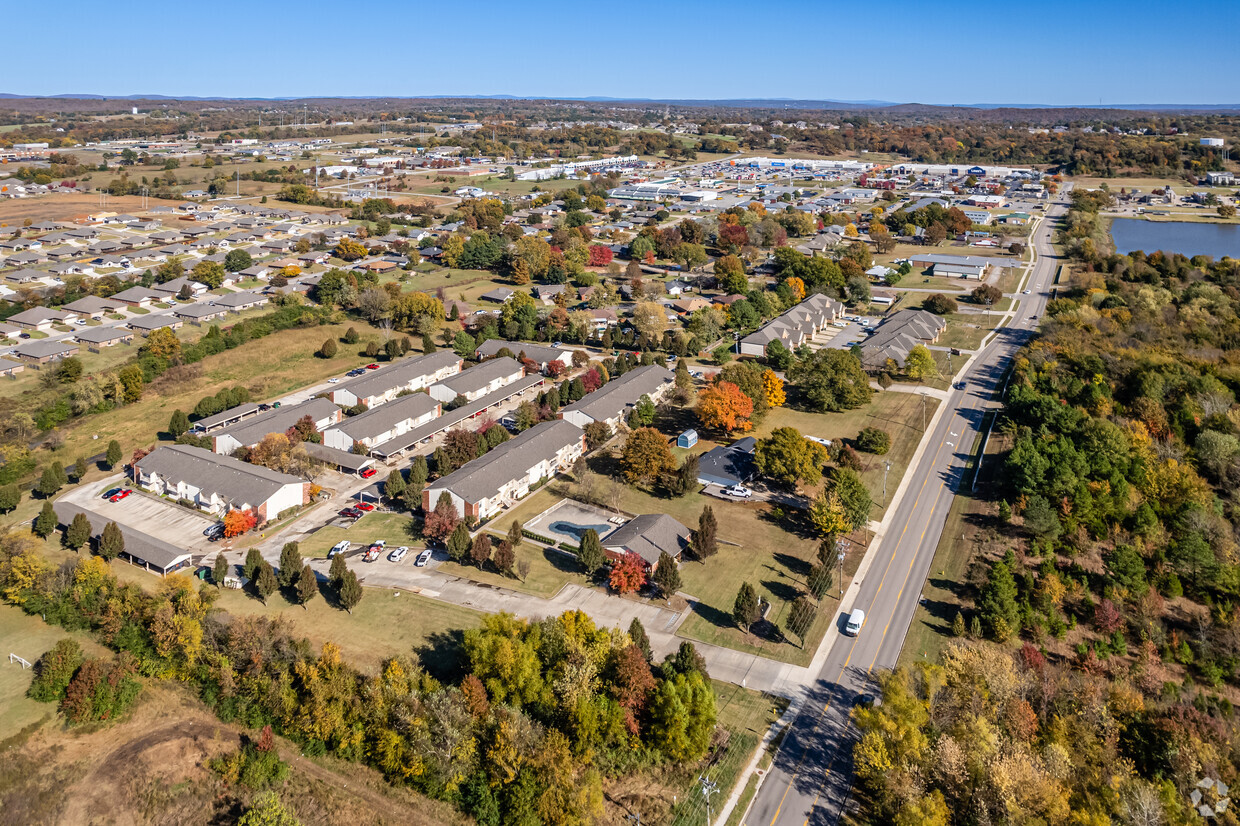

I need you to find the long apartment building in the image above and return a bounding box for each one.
[321,392,441,452]
[210,398,342,455]
[328,350,462,408]
[559,365,674,430]
[133,444,308,520]
[428,356,525,404]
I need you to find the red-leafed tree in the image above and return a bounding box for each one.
[719,222,750,252]
[609,553,647,594]
[1094,598,1125,634]
[607,643,656,734]
[545,360,566,378]
[422,492,459,541]
[223,509,257,538]
[581,368,602,393]
[587,245,614,267]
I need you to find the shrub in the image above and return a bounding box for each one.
[856,427,891,455]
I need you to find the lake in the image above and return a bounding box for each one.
[1110,218,1240,259]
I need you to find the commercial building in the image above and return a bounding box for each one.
[739,293,844,357]
[328,350,461,409]
[133,444,309,520]
[908,253,1015,280]
[211,398,342,455]
[559,365,675,430]
[428,357,525,404]
[321,392,441,452]
[422,419,584,521]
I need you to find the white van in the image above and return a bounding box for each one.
[845,609,866,637]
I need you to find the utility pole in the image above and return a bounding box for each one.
[698,775,718,825]
[922,392,927,432]
[883,460,891,506]
[836,538,849,600]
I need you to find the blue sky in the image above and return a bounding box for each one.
[5,0,1238,105]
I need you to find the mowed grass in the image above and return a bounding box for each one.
[45,320,379,467]
[0,603,109,740]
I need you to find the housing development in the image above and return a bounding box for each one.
[1,60,1240,826]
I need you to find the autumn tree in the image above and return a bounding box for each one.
[762,369,785,408]
[697,380,755,434]
[904,344,938,380]
[755,427,828,487]
[620,427,677,487]
[469,533,492,568]
[422,492,459,541]
[224,509,257,538]
[790,348,873,412]
[493,539,515,576]
[609,553,647,594]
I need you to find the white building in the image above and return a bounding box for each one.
[133,444,308,520]
[428,357,525,404]
[321,392,441,452]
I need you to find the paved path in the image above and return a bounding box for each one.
[738,189,1071,826]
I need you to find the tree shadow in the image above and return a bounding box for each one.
[541,546,580,575]
[417,628,468,684]
[773,552,811,579]
[750,618,786,644]
[689,599,735,630]
[761,503,818,540]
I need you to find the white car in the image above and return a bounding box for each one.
[722,485,753,499]
[807,436,832,447]
[327,377,340,384]
[1022,289,1031,294]
[388,546,409,562]
[74,318,87,325]
[328,540,350,558]
[415,549,433,567]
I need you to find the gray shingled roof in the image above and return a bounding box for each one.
[75,326,133,344]
[326,392,439,442]
[559,364,673,422]
[213,397,340,448]
[476,339,574,366]
[194,402,265,431]
[428,419,581,505]
[135,444,303,510]
[431,357,523,397]
[334,350,460,401]
[13,340,78,359]
[53,501,192,572]
[602,513,691,565]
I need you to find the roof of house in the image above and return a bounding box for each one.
[741,292,843,350]
[697,439,757,485]
[213,397,340,448]
[480,287,514,302]
[602,513,691,565]
[475,339,573,365]
[136,444,303,508]
[129,314,182,331]
[428,419,581,505]
[431,356,523,398]
[860,309,948,368]
[75,326,134,343]
[326,392,440,442]
[334,350,460,402]
[62,295,124,314]
[9,307,75,325]
[111,286,162,303]
[175,302,228,318]
[910,253,1016,268]
[211,290,267,308]
[560,364,674,423]
[13,340,78,359]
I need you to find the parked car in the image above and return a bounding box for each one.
[327,377,340,384]
[806,436,831,447]
[722,485,753,499]
[364,545,381,562]
[365,363,380,370]
[102,487,122,500]
[415,549,433,567]
[355,502,375,512]
[328,540,351,558]
[338,507,362,519]
[359,467,378,479]
[389,546,409,562]
[109,488,133,502]
[203,522,225,538]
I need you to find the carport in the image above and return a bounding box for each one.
[54,502,194,576]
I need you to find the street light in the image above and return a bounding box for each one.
[733,331,740,355]
[699,775,719,825]
[836,538,849,600]
[883,460,892,506]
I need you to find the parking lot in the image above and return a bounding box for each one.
[59,477,217,553]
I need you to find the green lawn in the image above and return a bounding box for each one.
[436,537,579,598]
[889,273,970,292]
[0,604,109,740]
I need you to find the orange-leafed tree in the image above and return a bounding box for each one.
[697,380,754,434]
[223,509,257,538]
[609,553,647,594]
[784,276,806,303]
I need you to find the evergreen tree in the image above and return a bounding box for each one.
[786,595,817,647]
[244,547,264,581]
[105,439,122,469]
[807,563,834,600]
[578,528,606,575]
[385,469,406,502]
[328,552,348,588]
[421,332,436,353]
[296,564,318,609]
[52,461,68,488]
[0,484,19,513]
[447,522,471,562]
[969,615,983,639]
[34,501,58,538]
[692,506,718,560]
[168,409,190,437]
[36,466,63,498]
[99,521,124,560]
[213,553,229,588]
[952,611,967,637]
[733,582,761,630]
[652,552,682,596]
[979,558,1020,640]
[64,512,92,551]
[629,617,653,663]
[278,542,302,588]
[255,561,278,604]
[339,569,363,613]
[73,456,88,482]
[410,455,429,486]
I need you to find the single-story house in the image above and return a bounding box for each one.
[480,287,514,304]
[696,437,758,488]
[4,268,49,284]
[129,315,184,334]
[133,444,309,521]
[12,339,80,365]
[174,303,229,324]
[739,293,844,357]
[8,307,79,331]
[62,295,125,318]
[75,326,136,351]
[110,286,163,308]
[602,513,691,573]
[421,419,585,521]
[211,290,268,312]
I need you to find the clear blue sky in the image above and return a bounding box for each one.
[6,0,1238,105]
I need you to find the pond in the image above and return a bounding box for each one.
[1110,218,1240,259]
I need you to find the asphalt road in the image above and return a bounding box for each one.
[745,188,1072,826]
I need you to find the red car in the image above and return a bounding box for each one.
[359,468,377,479]
[109,488,133,502]
[355,502,375,512]
[338,507,362,519]
[365,363,380,370]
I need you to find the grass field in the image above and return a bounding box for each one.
[889,273,970,292]
[0,604,109,740]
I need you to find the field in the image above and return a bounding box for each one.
[1069,175,1188,193]
[0,192,163,226]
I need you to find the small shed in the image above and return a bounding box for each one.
[677,429,699,449]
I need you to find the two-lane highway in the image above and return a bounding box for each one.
[745,190,1071,826]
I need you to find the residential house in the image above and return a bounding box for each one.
[128,315,184,334]
[110,286,163,308]
[421,419,585,521]
[8,307,79,331]
[75,326,135,351]
[480,286,514,303]
[12,340,80,365]
[696,437,758,487]
[739,292,844,357]
[211,290,268,312]
[859,310,948,371]
[601,514,691,573]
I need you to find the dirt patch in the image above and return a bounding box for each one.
[0,193,158,226]
[0,682,466,826]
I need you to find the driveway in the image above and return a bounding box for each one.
[59,476,217,553]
